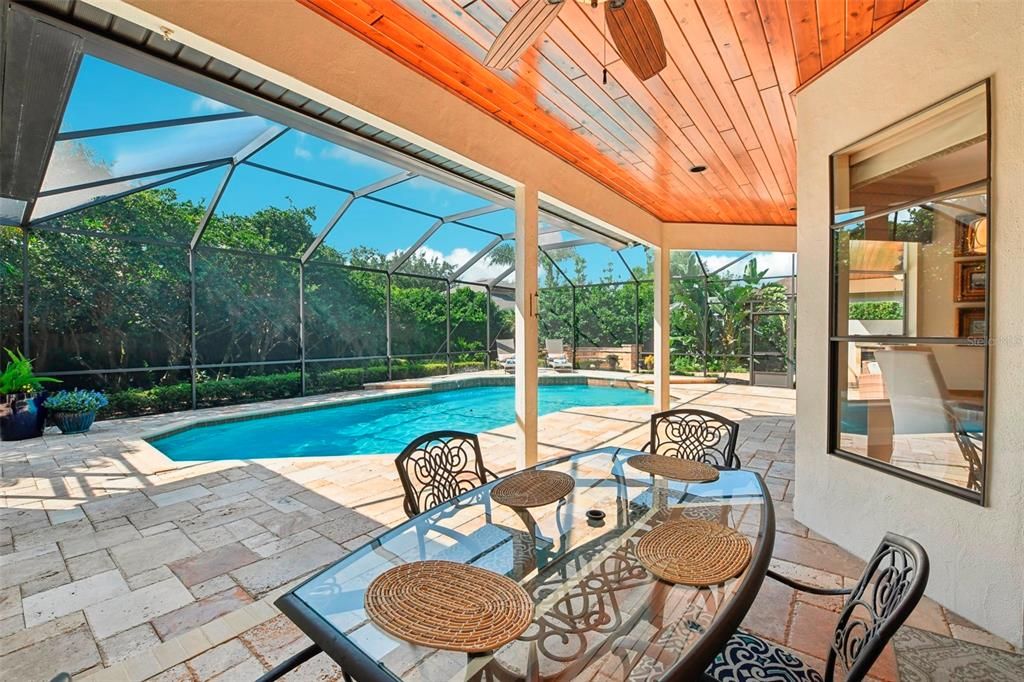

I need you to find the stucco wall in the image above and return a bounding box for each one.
[795,0,1024,647]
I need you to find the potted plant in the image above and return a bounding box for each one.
[0,349,61,441]
[44,389,109,434]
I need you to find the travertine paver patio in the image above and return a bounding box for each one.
[1,381,1018,681]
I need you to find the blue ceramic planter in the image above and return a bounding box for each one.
[0,393,48,441]
[52,411,97,435]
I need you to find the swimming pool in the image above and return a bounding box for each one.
[150,384,651,461]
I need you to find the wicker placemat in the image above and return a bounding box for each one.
[364,560,533,652]
[636,519,751,586]
[491,470,575,508]
[627,454,720,483]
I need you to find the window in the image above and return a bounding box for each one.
[829,81,989,502]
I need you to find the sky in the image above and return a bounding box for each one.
[48,55,793,284]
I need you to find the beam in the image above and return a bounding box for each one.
[37,158,233,197]
[189,164,234,249]
[541,238,598,252]
[355,171,416,197]
[661,222,796,252]
[450,235,503,282]
[28,160,227,225]
[708,252,753,277]
[514,184,539,469]
[653,245,671,411]
[443,204,503,223]
[55,111,253,140]
[231,125,287,164]
[389,219,442,273]
[489,264,515,288]
[300,193,355,263]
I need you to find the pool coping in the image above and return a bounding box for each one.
[142,375,651,462]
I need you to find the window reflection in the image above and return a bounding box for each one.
[836,342,984,492]
[833,187,988,339]
[830,82,989,500]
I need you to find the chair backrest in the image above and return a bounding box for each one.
[495,338,515,358]
[395,431,489,518]
[826,533,929,682]
[952,425,984,493]
[873,348,953,434]
[649,408,741,468]
[545,338,565,355]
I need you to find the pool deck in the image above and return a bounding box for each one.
[1,375,1018,680]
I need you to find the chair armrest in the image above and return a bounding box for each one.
[766,569,853,596]
[483,467,500,481]
[640,440,651,452]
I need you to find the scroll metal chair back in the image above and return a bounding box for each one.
[707,532,928,682]
[644,408,741,469]
[825,533,929,681]
[395,430,494,518]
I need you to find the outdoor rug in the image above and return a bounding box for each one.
[894,626,1024,681]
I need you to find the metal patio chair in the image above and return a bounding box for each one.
[395,430,497,518]
[706,532,930,682]
[642,408,742,469]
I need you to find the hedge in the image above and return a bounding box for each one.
[102,361,486,418]
[848,301,903,320]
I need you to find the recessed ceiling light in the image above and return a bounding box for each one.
[689,165,707,173]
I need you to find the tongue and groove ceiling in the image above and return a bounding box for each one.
[300,0,923,224]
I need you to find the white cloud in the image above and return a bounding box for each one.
[293,146,313,160]
[390,245,508,282]
[699,251,796,280]
[190,96,232,113]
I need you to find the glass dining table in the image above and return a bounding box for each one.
[274,447,776,681]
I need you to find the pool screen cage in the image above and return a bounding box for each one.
[0,2,796,418]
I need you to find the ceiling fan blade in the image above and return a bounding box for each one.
[606,0,667,81]
[484,0,565,70]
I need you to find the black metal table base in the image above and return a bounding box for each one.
[254,642,350,682]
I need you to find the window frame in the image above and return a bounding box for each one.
[826,79,992,506]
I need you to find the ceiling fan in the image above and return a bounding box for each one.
[484,0,667,82]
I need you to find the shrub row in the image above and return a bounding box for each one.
[848,301,903,320]
[102,361,486,418]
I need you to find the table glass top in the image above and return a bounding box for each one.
[289,448,770,681]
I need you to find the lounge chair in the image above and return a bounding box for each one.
[545,338,573,372]
[495,337,516,374]
[873,348,983,434]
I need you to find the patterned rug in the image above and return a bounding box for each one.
[894,626,1024,681]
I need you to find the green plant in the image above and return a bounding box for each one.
[848,301,903,320]
[671,355,700,375]
[0,349,61,396]
[44,389,108,414]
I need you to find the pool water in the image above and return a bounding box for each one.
[151,384,651,461]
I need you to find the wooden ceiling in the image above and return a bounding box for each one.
[299,0,924,225]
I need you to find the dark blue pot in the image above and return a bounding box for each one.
[0,393,48,441]
[52,411,97,435]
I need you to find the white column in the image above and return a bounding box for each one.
[653,245,671,411]
[514,185,539,469]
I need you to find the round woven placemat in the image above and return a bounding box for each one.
[627,454,720,483]
[364,560,533,652]
[636,519,751,586]
[490,470,575,508]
